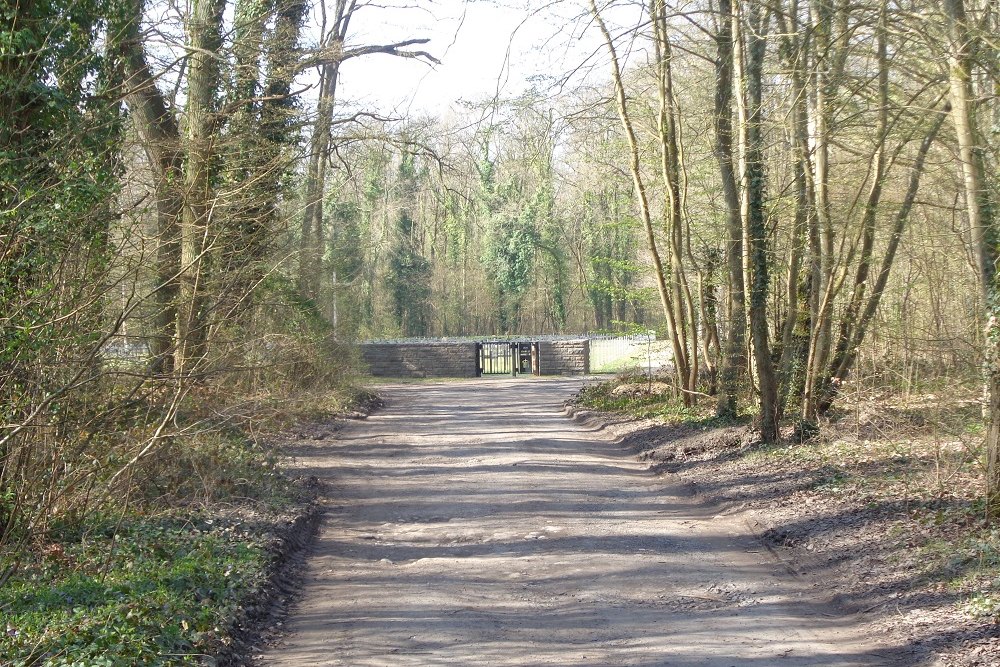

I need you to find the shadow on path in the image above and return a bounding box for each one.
[263,378,914,667]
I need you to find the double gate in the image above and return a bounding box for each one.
[476,341,539,377]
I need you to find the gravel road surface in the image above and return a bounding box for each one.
[261,378,903,666]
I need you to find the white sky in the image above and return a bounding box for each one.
[330,0,630,116]
[143,0,646,119]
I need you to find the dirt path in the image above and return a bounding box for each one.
[260,378,906,666]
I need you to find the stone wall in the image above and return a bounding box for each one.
[360,339,591,378]
[538,340,590,376]
[360,342,478,378]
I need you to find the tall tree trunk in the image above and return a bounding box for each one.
[774,0,812,418]
[177,0,226,375]
[944,0,1000,514]
[800,0,852,423]
[802,0,833,423]
[714,0,747,417]
[120,0,182,375]
[299,1,366,302]
[589,0,687,396]
[260,0,307,214]
[300,62,340,300]
[652,0,696,404]
[741,1,778,442]
[217,0,271,307]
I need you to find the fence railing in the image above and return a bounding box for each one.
[588,332,660,374]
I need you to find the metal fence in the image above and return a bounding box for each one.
[588,332,659,374]
[476,341,538,376]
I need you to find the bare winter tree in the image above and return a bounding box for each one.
[297,0,439,301]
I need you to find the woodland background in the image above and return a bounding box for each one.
[3,1,1000,656]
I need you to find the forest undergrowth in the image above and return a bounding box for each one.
[575,373,1000,665]
[0,383,376,667]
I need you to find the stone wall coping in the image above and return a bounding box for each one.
[360,341,477,347]
[364,339,589,344]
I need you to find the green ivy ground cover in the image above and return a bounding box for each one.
[1,516,270,667]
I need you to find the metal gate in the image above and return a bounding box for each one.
[476,341,539,377]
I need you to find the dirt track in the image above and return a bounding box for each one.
[260,378,906,666]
